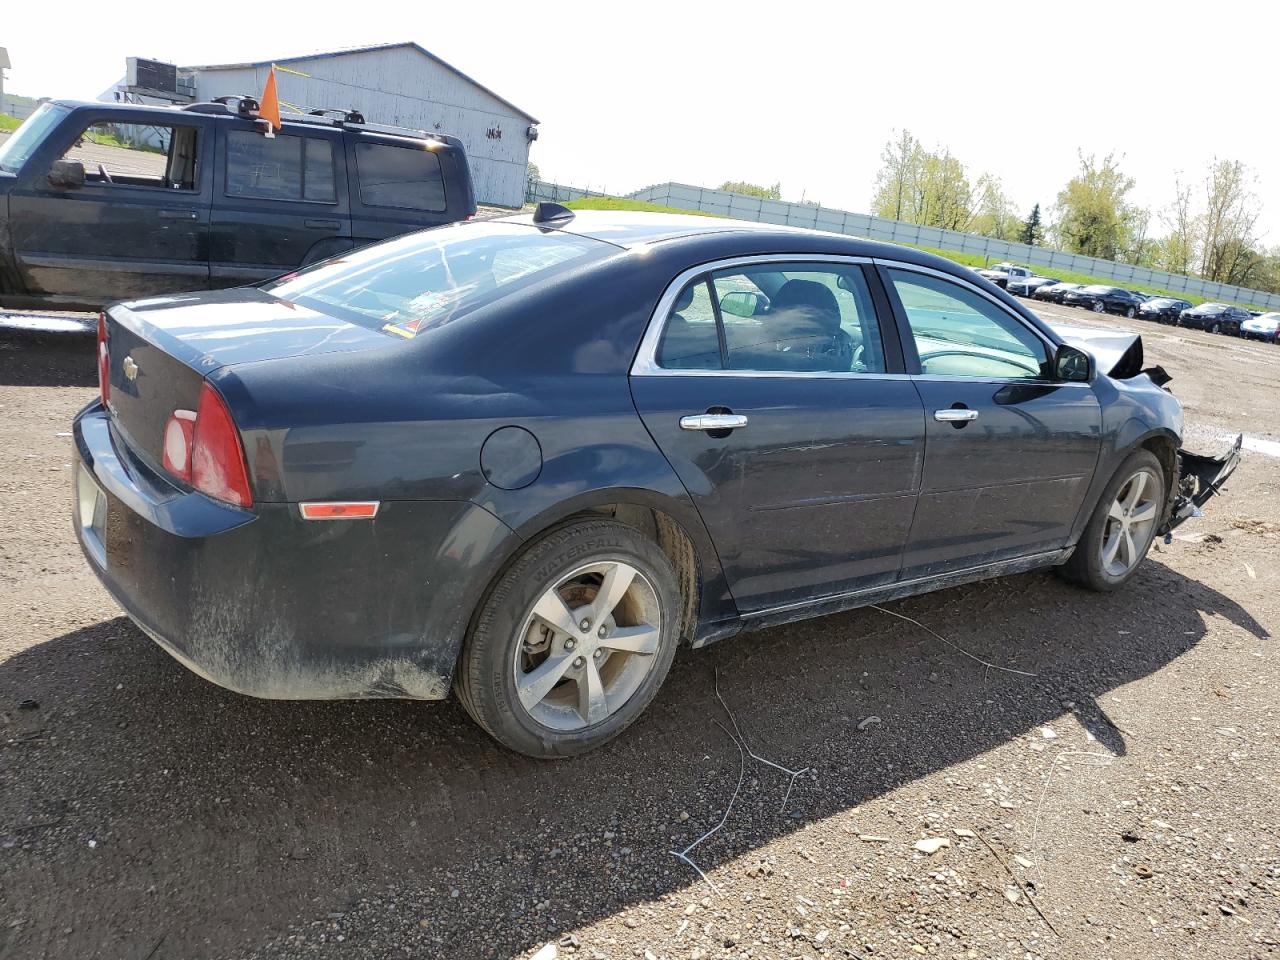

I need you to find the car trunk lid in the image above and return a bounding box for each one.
[102,288,390,471]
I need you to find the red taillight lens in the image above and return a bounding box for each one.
[173,383,254,508]
[97,313,109,408]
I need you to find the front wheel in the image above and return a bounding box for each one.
[456,519,681,758]
[1058,450,1165,592]
[1125,306,1136,318]
[1211,321,1222,334]
[1092,301,1105,313]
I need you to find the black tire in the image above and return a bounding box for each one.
[456,519,681,758]
[1092,301,1105,313]
[1058,449,1166,592]
[1125,307,1136,318]
[1210,321,1221,334]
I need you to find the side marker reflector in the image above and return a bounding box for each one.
[299,501,380,520]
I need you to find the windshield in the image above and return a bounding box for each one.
[263,221,610,338]
[0,102,70,174]
[1196,303,1226,313]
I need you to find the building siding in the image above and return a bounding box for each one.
[191,47,533,207]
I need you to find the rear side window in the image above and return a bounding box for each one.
[226,131,336,202]
[355,142,446,211]
[655,263,887,374]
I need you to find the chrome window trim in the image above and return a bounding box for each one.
[630,253,881,379]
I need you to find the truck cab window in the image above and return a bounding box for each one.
[60,122,199,190]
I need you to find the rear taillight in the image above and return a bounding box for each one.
[161,383,254,508]
[97,313,109,408]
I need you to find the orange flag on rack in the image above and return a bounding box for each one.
[259,66,282,131]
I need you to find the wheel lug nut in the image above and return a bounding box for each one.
[564,638,576,650]
[597,625,608,638]
[580,618,591,631]
[573,656,585,668]
[593,649,603,659]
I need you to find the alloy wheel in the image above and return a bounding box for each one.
[1100,470,1160,577]
[1093,301,1105,312]
[513,560,663,731]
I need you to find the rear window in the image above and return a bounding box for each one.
[262,221,609,338]
[355,141,446,211]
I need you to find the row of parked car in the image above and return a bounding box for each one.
[974,263,1280,343]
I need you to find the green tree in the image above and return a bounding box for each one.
[526,161,541,183]
[969,174,1019,240]
[1018,204,1043,245]
[718,180,782,200]
[1157,175,1198,275]
[871,132,976,231]
[1200,159,1261,285]
[871,129,921,221]
[1052,152,1137,260]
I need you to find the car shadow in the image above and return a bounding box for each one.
[0,332,96,388]
[0,560,1267,959]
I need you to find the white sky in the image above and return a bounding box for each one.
[3,0,1278,238]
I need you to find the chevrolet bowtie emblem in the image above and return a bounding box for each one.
[123,356,139,381]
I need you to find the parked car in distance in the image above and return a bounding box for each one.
[1240,311,1280,343]
[1007,275,1060,297]
[976,262,1033,288]
[0,98,477,311]
[1037,282,1085,303]
[1179,302,1250,335]
[1063,285,1146,317]
[1138,297,1193,324]
[72,207,1239,757]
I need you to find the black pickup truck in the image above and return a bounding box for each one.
[0,99,476,311]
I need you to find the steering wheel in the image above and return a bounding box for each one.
[98,163,113,184]
[917,349,1040,378]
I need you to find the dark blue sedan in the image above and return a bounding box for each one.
[72,207,1238,756]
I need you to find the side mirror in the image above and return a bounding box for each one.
[47,159,86,190]
[720,290,764,318]
[1054,344,1092,382]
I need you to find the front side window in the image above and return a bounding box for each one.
[226,131,336,202]
[355,142,446,211]
[889,269,1050,380]
[59,120,200,190]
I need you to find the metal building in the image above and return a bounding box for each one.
[182,43,538,208]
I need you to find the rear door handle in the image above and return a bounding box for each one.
[934,408,979,422]
[304,218,343,230]
[158,209,198,220]
[680,414,748,431]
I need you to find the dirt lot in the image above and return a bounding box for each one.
[1,303,1277,960]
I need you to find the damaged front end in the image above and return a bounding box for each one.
[1162,434,1243,535]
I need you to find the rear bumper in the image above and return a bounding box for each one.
[73,404,516,700]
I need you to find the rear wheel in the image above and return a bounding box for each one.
[1211,321,1222,334]
[1125,306,1136,318]
[456,519,680,758]
[1092,301,1105,313]
[1058,450,1165,592]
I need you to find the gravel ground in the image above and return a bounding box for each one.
[0,303,1277,960]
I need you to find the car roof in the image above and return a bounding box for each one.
[499,209,967,270]
[48,98,450,144]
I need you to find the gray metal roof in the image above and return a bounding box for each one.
[186,41,538,124]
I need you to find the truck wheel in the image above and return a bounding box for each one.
[1058,450,1165,592]
[456,519,681,758]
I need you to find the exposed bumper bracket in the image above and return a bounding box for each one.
[1162,434,1242,537]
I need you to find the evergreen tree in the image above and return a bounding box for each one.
[1019,204,1043,245]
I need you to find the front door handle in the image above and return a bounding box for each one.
[680,413,748,432]
[304,218,343,230]
[934,408,980,423]
[158,209,198,220]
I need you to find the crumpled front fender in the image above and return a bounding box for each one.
[1162,434,1242,534]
